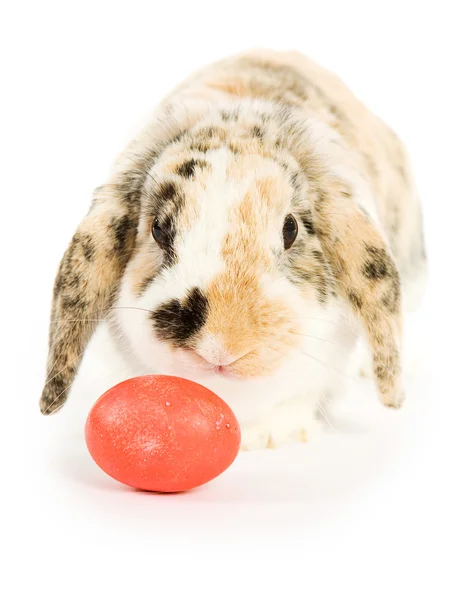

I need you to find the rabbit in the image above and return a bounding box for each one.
[39,49,427,450]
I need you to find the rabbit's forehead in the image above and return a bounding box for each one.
[136,148,299,303]
[143,147,296,236]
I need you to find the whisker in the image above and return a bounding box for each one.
[43,377,81,416]
[291,332,396,381]
[317,397,336,430]
[49,319,109,325]
[289,330,355,349]
[112,305,154,314]
[282,339,358,382]
[299,317,360,335]
[52,305,154,321]
[44,333,147,415]
[44,345,67,382]
[47,306,156,328]
[45,349,88,385]
[372,357,396,380]
[299,317,347,325]
[43,306,156,393]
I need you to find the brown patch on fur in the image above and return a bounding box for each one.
[256,176,285,211]
[203,189,296,378]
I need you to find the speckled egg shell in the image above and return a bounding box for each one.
[85,375,241,492]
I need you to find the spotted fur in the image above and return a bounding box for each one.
[40,50,426,429]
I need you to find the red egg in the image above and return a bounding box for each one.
[85,375,241,492]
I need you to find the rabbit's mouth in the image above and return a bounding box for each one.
[170,342,288,381]
[203,363,239,379]
[174,347,244,379]
[212,365,229,376]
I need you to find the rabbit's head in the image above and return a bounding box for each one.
[40,100,403,415]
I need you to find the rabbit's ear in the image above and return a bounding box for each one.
[39,180,140,415]
[314,185,404,408]
[39,103,209,415]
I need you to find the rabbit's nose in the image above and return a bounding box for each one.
[194,338,237,367]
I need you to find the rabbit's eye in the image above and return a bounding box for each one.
[152,219,164,245]
[282,214,298,250]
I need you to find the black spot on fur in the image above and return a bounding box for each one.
[138,274,156,297]
[74,233,95,261]
[109,214,135,255]
[177,159,197,178]
[312,249,325,263]
[381,280,401,313]
[176,159,208,179]
[151,287,209,346]
[301,216,316,235]
[169,129,188,146]
[363,246,391,280]
[82,240,95,261]
[61,292,86,313]
[158,182,177,202]
[251,125,264,140]
[53,242,88,305]
[159,212,178,268]
[290,171,301,192]
[53,271,63,298]
[373,347,400,383]
[148,181,186,266]
[220,108,239,122]
[348,290,363,310]
[190,141,211,153]
[375,363,389,382]
[70,233,94,262]
[311,250,331,303]
[196,126,216,140]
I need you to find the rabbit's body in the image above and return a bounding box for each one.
[40,50,427,450]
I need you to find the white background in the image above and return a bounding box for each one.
[3,1,467,598]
